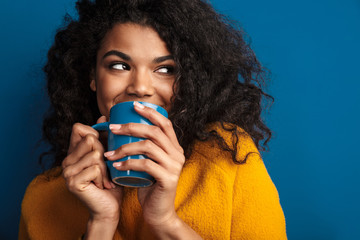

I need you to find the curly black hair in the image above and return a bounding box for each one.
[41,0,273,168]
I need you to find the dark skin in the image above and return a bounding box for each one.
[62,23,203,239]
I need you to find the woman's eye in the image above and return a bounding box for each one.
[110,63,130,71]
[155,66,175,74]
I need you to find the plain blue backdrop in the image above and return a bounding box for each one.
[1,0,359,239]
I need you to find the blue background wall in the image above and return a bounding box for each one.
[0,0,359,239]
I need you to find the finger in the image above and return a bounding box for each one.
[133,101,183,153]
[97,115,107,124]
[112,159,176,186]
[95,115,109,148]
[68,123,100,154]
[63,134,104,168]
[63,150,113,190]
[66,165,104,192]
[105,139,183,171]
[109,122,179,157]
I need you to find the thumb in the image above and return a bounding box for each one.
[96,115,107,124]
[96,116,108,146]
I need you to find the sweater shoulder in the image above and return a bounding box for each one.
[22,167,64,201]
[21,167,66,213]
[28,166,63,185]
[20,166,80,221]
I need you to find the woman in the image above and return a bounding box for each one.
[19,0,287,239]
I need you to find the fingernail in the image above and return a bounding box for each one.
[134,101,145,109]
[105,181,112,189]
[113,162,123,167]
[109,124,121,130]
[104,151,115,157]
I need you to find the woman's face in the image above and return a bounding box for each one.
[90,23,176,119]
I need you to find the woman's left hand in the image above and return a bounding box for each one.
[104,101,185,228]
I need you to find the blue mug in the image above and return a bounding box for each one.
[92,101,168,187]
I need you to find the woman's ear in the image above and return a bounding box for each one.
[90,70,96,91]
[90,79,96,91]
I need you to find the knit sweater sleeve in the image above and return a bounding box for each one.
[18,167,127,240]
[230,152,287,239]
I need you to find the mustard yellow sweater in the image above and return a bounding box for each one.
[19,123,287,239]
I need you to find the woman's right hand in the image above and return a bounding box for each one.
[62,116,122,239]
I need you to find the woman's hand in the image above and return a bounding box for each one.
[105,101,185,230]
[62,116,123,239]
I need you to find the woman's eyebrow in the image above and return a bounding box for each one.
[102,50,173,63]
[102,50,131,61]
[153,55,174,64]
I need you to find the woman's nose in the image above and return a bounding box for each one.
[125,70,155,98]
